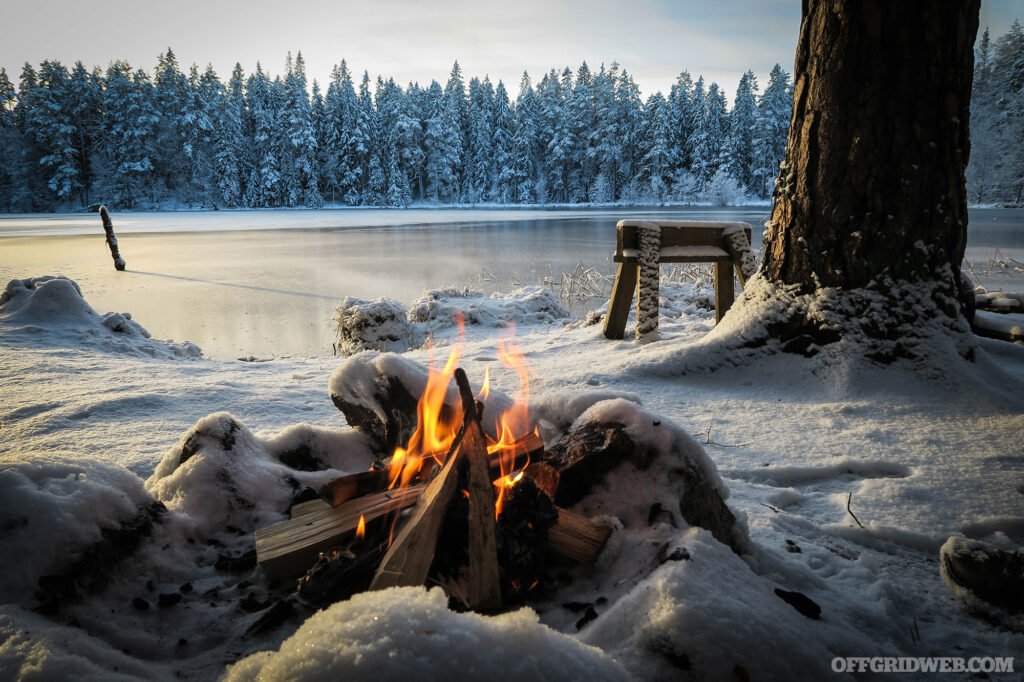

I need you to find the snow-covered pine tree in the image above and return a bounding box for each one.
[66,62,102,207]
[543,68,575,203]
[0,68,25,211]
[310,79,329,203]
[153,49,189,204]
[282,52,322,208]
[444,62,468,199]
[243,63,281,207]
[667,70,695,178]
[566,62,593,203]
[180,64,218,207]
[721,70,758,192]
[687,78,726,189]
[751,63,793,199]
[465,77,495,203]
[993,20,1024,203]
[588,64,620,202]
[99,62,159,208]
[614,67,644,200]
[352,71,379,205]
[491,80,515,203]
[424,79,461,201]
[637,92,672,200]
[511,72,539,203]
[25,60,81,207]
[11,63,47,210]
[212,64,247,206]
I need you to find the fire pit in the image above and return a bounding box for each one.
[255,331,739,614]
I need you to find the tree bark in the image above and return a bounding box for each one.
[763,0,979,296]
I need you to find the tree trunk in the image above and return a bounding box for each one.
[763,0,979,296]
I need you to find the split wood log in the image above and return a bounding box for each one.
[320,432,545,507]
[259,489,609,580]
[546,508,612,564]
[368,439,464,591]
[98,206,126,271]
[522,461,560,500]
[256,485,424,580]
[290,498,331,519]
[455,368,502,611]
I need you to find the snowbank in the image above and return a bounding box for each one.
[146,413,376,531]
[0,276,201,359]
[581,528,834,681]
[0,454,155,604]
[226,587,630,682]
[333,286,569,354]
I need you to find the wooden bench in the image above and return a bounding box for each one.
[602,220,755,340]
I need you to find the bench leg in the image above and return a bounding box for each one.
[715,261,734,325]
[603,263,639,339]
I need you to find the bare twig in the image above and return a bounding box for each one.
[760,503,781,514]
[846,492,865,529]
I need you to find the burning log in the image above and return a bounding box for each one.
[368,434,464,591]
[255,485,424,580]
[319,431,544,506]
[455,368,502,611]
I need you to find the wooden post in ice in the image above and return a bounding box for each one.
[98,206,126,271]
[635,221,660,343]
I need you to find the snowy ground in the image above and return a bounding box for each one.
[1,263,1023,679]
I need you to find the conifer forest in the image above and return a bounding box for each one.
[0,20,1021,211]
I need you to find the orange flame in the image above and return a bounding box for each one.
[387,333,464,489]
[383,317,540,535]
[356,514,366,540]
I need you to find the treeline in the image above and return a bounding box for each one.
[969,21,1024,204]
[0,49,796,212]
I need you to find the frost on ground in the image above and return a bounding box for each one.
[1,275,1023,680]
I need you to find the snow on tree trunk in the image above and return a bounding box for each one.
[635,221,660,343]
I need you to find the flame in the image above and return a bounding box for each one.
[387,334,464,489]
[356,514,366,540]
[476,367,491,402]
[383,317,541,534]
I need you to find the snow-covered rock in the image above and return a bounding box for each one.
[146,413,375,532]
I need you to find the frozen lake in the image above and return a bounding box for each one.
[1,206,1022,360]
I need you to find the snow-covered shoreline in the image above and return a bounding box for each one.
[1,271,1022,680]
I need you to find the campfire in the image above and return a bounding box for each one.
[255,330,615,612]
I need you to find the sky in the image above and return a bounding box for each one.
[2,0,1022,100]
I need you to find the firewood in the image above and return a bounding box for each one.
[522,462,560,500]
[256,485,423,580]
[456,368,502,611]
[547,508,612,564]
[320,469,391,506]
[319,431,545,507]
[290,499,331,519]
[368,440,464,591]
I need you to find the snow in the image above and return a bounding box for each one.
[1,266,1023,680]
[226,587,630,682]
